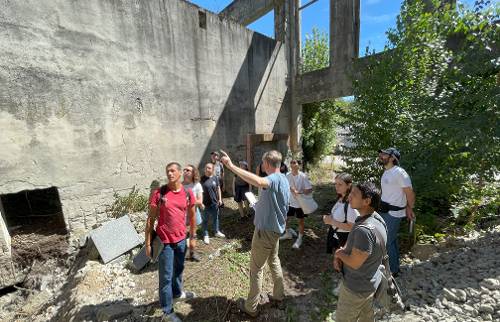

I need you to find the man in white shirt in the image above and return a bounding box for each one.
[281,159,313,249]
[378,148,415,276]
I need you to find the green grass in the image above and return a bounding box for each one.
[223,249,250,274]
[310,271,338,321]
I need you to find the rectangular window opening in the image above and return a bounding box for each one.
[0,186,68,267]
[199,10,207,29]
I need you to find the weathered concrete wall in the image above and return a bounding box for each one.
[0,0,289,235]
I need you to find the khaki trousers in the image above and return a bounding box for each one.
[245,228,284,313]
[336,283,375,322]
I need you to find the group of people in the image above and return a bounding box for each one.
[144,147,415,322]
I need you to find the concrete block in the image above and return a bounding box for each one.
[0,208,11,256]
[89,215,142,264]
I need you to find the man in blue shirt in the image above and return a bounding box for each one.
[220,150,290,317]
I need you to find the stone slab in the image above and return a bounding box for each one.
[89,215,141,264]
[132,235,163,271]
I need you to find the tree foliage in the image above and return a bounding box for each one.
[341,0,499,223]
[301,29,347,166]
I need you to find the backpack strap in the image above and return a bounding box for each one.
[331,201,349,234]
[158,185,168,206]
[156,185,169,219]
[183,186,192,206]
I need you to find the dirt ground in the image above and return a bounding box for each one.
[10,216,69,266]
[1,173,343,322]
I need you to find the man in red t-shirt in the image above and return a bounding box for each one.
[145,162,196,322]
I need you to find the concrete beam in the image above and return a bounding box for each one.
[296,65,352,104]
[296,52,385,104]
[219,0,279,26]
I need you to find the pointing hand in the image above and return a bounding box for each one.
[219,150,233,167]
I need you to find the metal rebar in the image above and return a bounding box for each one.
[299,0,320,11]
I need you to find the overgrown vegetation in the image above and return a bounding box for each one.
[301,29,348,167]
[340,0,499,237]
[107,186,149,218]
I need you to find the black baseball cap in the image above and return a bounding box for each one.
[378,147,401,160]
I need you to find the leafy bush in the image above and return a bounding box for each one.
[301,29,348,166]
[340,0,499,234]
[451,180,500,230]
[107,185,149,218]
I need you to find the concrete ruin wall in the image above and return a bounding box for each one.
[0,0,289,236]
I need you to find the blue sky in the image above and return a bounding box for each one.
[189,0,477,55]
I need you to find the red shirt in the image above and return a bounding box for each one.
[150,186,195,244]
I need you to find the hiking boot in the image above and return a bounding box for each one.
[292,234,303,249]
[203,235,210,244]
[237,298,258,318]
[174,291,196,303]
[215,231,226,238]
[161,312,182,322]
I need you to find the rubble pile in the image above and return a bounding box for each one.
[382,226,500,322]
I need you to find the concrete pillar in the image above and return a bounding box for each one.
[274,0,287,42]
[330,0,360,68]
[0,203,16,289]
[0,200,11,257]
[0,198,6,226]
[287,0,302,154]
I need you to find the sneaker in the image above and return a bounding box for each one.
[237,297,258,318]
[288,228,298,238]
[292,235,303,249]
[188,252,201,262]
[215,231,226,238]
[280,230,293,240]
[174,291,196,303]
[333,284,341,297]
[203,235,210,244]
[161,312,182,322]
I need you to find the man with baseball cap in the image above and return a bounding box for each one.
[378,147,415,276]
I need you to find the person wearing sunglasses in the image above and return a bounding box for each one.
[182,165,203,262]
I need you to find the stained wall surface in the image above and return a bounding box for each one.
[0,0,289,234]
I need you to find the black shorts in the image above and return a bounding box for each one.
[234,185,249,202]
[287,206,306,219]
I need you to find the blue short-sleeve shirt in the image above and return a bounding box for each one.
[254,172,290,234]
